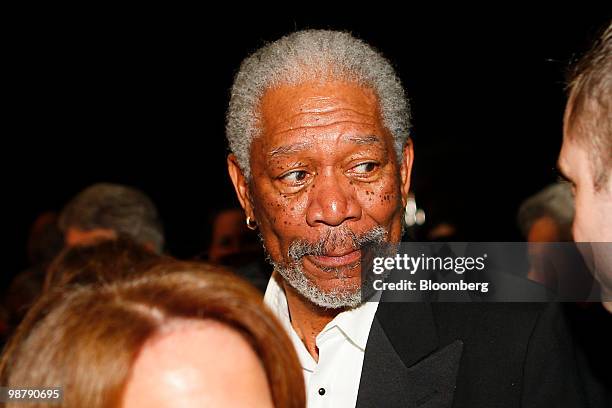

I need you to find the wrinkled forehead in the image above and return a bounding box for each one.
[256,81,389,150]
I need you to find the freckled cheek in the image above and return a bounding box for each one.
[253,190,307,232]
[356,180,402,224]
[362,193,400,222]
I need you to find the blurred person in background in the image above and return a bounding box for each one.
[58,183,164,253]
[558,21,612,312]
[518,182,575,243]
[207,208,261,264]
[43,235,162,293]
[426,222,460,241]
[516,182,595,297]
[25,212,65,268]
[198,207,270,292]
[0,261,305,408]
[1,211,63,343]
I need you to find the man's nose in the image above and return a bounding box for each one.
[306,170,362,227]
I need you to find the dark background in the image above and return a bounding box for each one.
[4,9,611,288]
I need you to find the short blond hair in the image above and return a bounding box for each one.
[565,21,612,190]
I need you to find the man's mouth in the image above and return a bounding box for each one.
[307,249,362,269]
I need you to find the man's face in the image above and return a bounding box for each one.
[559,118,612,309]
[228,81,412,307]
[558,136,612,243]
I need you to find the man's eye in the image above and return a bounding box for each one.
[280,170,309,183]
[352,162,378,174]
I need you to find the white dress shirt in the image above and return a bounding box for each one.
[264,274,379,408]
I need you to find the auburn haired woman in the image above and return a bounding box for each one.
[1,261,305,407]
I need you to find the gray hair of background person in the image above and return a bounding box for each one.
[565,20,612,189]
[517,182,575,240]
[226,29,411,178]
[59,183,164,253]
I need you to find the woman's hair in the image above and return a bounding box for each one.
[1,261,305,408]
[43,236,162,293]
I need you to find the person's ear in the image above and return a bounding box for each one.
[227,154,255,219]
[399,138,414,208]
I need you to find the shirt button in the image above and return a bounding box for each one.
[318,388,326,396]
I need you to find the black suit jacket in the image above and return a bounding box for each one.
[356,301,591,408]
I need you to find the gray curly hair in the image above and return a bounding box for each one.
[226,29,411,179]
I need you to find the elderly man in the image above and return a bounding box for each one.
[558,22,612,312]
[227,30,587,407]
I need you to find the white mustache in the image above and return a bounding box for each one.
[287,225,388,261]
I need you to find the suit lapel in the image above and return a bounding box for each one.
[356,302,463,408]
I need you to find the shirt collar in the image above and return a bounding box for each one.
[263,272,379,352]
[263,273,293,334]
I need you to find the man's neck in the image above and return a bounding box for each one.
[283,282,342,362]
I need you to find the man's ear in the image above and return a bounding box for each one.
[227,154,255,219]
[399,138,414,208]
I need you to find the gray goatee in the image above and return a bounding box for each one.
[266,225,388,309]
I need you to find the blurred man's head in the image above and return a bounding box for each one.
[207,208,261,266]
[559,22,612,243]
[517,183,575,242]
[43,236,161,293]
[26,212,63,266]
[59,183,164,253]
[226,30,413,308]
